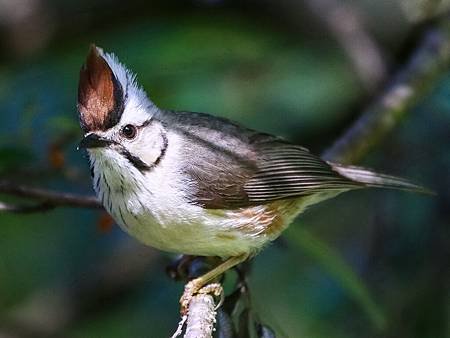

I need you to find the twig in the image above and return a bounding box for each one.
[171,283,223,338]
[0,180,102,212]
[184,294,216,338]
[323,23,450,164]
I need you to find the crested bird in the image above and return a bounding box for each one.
[77,45,428,313]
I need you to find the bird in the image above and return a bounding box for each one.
[77,44,427,313]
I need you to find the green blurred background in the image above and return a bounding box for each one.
[0,0,449,337]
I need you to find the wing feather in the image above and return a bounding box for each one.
[244,143,361,204]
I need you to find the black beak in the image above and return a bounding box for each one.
[78,133,112,149]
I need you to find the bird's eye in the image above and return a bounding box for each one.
[121,124,137,139]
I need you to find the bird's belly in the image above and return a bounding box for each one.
[109,197,310,258]
[115,207,265,258]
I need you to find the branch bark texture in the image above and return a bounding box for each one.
[323,24,450,164]
[184,294,216,338]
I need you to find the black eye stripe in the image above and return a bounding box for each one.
[119,148,152,172]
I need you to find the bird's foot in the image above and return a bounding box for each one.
[198,283,224,309]
[179,280,223,315]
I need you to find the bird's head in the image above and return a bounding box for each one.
[77,45,167,173]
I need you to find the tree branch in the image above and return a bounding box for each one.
[323,23,450,164]
[0,180,102,212]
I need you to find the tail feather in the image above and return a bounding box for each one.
[331,163,433,194]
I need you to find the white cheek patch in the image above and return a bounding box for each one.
[136,124,167,167]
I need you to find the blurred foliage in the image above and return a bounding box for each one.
[288,227,386,330]
[0,1,449,337]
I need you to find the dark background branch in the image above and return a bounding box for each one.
[323,21,450,163]
[0,181,102,212]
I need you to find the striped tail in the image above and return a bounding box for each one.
[331,163,433,194]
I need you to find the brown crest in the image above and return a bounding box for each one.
[78,44,124,132]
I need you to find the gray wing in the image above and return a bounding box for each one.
[244,142,361,204]
[164,111,361,209]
